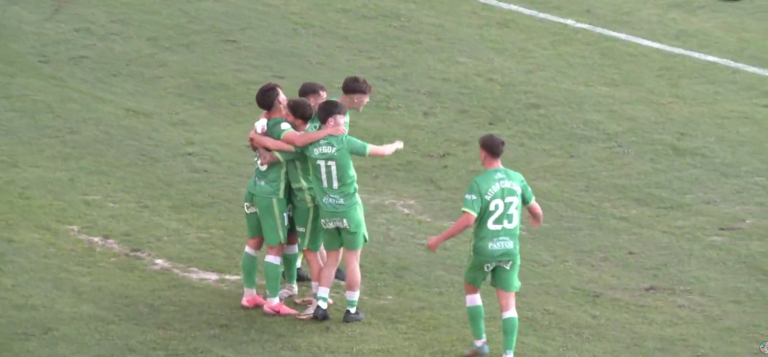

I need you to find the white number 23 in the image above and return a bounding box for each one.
[487,196,520,230]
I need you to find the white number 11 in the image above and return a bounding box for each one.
[317,160,338,189]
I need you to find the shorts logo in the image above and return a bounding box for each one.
[321,218,349,229]
[488,237,514,250]
[296,227,306,233]
[484,260,512,272]
[760,342,768,354]
[244,203,257,214]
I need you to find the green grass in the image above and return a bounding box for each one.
[2,0,767,356]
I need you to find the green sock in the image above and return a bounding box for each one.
[345,291,360,313]
[283,244,299,285]
[264,255,282,301]
[241,246,259,291]
[466,294,486,342]
[502,310,519,356]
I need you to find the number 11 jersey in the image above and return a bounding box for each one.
[301,135,370,213]
[462,167,536,261]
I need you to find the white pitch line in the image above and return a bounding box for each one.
[474,0,768,78]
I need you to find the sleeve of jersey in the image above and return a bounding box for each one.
[461,181,482,217]
[347,137,370,157]
[274,150,299,163]
[268,121,294,140]
[521,179,535,207]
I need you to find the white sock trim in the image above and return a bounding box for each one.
[265,255,281,265]
[466,293,482,307]
[502,308,518,319]
[345,290,360,301]
[284,244,299,254]
[317,287,330,299]
[244,246,258,256]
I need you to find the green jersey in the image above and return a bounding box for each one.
[301,135,370,212]
[247,118,298,198]
[271,122,315,209]
[461,167,535,261]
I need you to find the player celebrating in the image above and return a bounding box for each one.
[302,100,403,323]
[426,134,544,357]
[241,82,341,316]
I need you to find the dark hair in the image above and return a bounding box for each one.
[316,100,347,125]
[287,98,314,123]
[298,82,327,98]
[479,134,505,159]
[255,82,282,111]
[341,76,372,95]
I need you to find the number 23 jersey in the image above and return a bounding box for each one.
[462,167,535,261]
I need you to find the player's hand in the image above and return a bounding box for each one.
[426,236,441,253]
[254,119,268,134]
[392,141,404,150]
[529,216,541,227]
[324,125,347,136]
[249,130,261,151]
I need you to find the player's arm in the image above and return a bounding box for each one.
[249,129,295,152]
[427,212,476,251]
[280,125,347,147]
[263,150,299,166]
[257,148,278,165]
[520,179,542,226]
[347,136,403,157]
[427,182,480,253]
[526,201,543,226]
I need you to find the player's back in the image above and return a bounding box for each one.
[303,135,368,212]
[465,167,534,261]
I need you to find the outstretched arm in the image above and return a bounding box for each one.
[367,141,404,157]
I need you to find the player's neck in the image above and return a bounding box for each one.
[484,160,502,170]
[265,109,282,119]
[338,95,353,108]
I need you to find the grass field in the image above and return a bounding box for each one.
[2,0,767,356]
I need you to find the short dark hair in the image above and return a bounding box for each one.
[287,98,314,123]
[298,82,327,98]
[341,76,372,95]
[316,100,347,125]
[479,134,505,159]
[255,82,282,111]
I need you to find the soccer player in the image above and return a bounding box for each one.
[241,82,342,316]
[302,100,403,323]
[426,134,544,357]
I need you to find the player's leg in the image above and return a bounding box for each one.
[241,193,266,308]
[339,204,367,322]
[463,258,491,356]
[312,225,344,321]
[490,260,522,357]
[258,198,297,316]
[279,230,299,301]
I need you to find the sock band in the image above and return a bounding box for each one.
[284,244,299,254]
[466,293,482,307]
[265,255,282,265]
[244,245,258,256]
[502,309,518,319]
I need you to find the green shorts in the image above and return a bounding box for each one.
[292,204,322,252]
[243,191,289,247]
[319,204,368,251]
[464,255,521,293]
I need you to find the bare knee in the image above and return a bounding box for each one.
[266,244,283,256]
[286,232,298,245]
[464,281,480,295]
[247,238,263,251]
